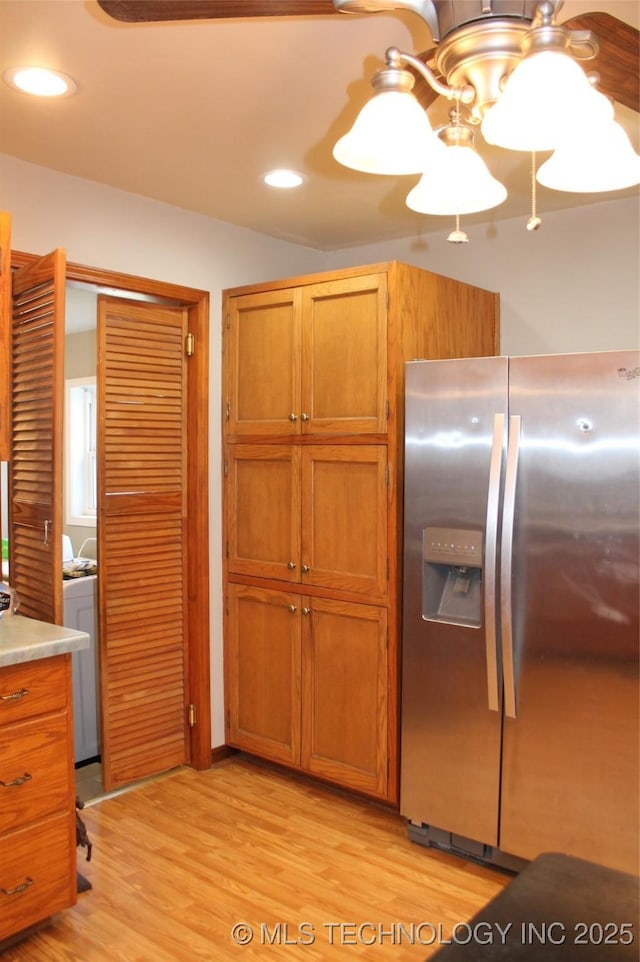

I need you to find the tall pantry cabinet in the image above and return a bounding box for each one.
[222,262,499,804]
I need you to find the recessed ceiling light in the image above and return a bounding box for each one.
[263,169,304,189]
[4,66,77,98]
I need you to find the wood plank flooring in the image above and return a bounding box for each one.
[3,756,508,962]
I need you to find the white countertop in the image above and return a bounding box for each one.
[0,614,89,667]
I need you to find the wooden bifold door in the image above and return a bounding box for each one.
[97,296,190,790]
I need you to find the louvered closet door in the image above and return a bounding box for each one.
[10,250,65,624]
[0,213,11,462]
[98,296,189,791]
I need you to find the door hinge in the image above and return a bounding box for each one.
[188,703,197,727]
[224,458,229,478]
[185,332,195,357]
[226,313,231,329]
[225,400,230,422]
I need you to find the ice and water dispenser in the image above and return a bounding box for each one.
[422,527,483,628]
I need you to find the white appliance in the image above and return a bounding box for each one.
[63,536,100,764]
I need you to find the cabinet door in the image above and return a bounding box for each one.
[301,274,387,435]
[226,288,302,436]
[226,444,301,582]
[226,583,301,765]
[301,597,388,798]
[301,445,388,599]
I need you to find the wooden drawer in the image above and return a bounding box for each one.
[0,656,68,725]
[0,713,71,834]
[0,812,76,941]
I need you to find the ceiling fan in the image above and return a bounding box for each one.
[97,1,638,115]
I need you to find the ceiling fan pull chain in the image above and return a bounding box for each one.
[447,213,469,244]
[527,152,542,231]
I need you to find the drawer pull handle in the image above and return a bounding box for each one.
[0,773,32,788]
[1,877,34,897]
[0,688,29,702]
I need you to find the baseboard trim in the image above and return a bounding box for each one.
[211,745,239,765]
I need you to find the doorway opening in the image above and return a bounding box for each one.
[7,251,212,798]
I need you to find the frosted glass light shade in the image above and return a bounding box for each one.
[406,144,507,215]
[333,90,440,175]
[537,118,640,192]
[481,50,609,152]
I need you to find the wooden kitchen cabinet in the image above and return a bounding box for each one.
[225,272,387,437]
[226,443,388,600]
[0,654,77,942]
[222,261,499,804]
[226,583,388,797]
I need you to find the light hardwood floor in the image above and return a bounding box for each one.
[4,755,508,962]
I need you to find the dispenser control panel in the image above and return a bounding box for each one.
[423,527,483,568]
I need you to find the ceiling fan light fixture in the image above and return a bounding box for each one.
[330,0,639,235]
[4,65,77,98]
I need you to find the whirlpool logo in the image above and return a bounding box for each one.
[617,366,640,380]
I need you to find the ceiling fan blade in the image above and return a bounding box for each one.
[97,0,337,22]
[564,11,639,113]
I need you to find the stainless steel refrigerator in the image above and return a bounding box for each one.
[400,350,639,876]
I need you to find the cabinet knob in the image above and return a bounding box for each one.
[302,607,311,616]
[300,413,309,421]
[302,564,310,573]
[288,413,297,422]
[287,561,296,570]
[287,604,297,613]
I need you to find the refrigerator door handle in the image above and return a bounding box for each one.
[484,412,505,712]
[501,414,521,719]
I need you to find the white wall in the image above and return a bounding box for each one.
[2,153,638,750]
[328,195,640,356]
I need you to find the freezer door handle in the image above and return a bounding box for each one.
[484,412,505,712]
[501,414,521,719]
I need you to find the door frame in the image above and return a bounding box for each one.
[11,250,211,771]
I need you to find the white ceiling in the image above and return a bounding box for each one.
[1,0,638,251]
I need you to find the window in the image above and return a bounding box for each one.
[65,376,97,525]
